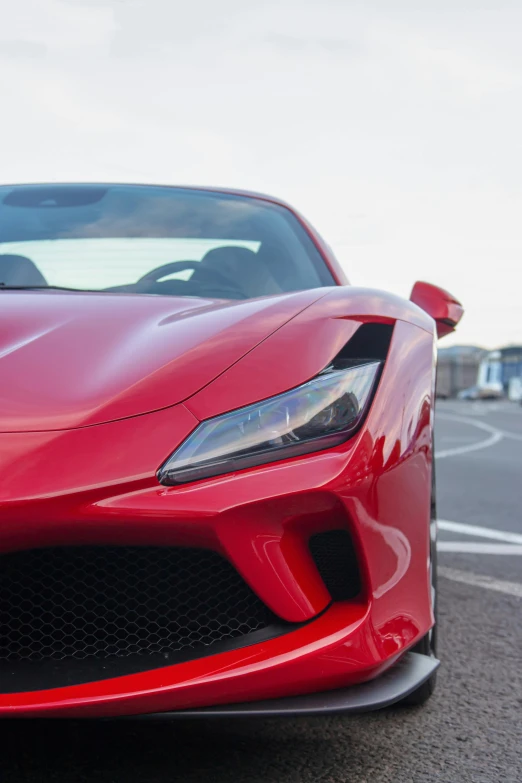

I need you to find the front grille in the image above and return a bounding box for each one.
[0,546,277,663]
[309,530,361,601]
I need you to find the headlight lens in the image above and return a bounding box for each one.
[158,361,381,485]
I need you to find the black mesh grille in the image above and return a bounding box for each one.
[0,546,277,663]
[309,530,361,601]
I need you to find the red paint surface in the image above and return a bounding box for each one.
[0,289,324,432]
[0,314,435,716]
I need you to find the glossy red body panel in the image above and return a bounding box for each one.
[0,288,324,432]
[0,315,435,716]
[0,183,447,717]
[187,287,434,419]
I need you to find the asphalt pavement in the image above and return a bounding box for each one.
[1,400,521,782]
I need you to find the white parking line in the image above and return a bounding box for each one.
[438,520,522,545]
[437,411,522,448]
[442,402,522,416]
[437,436,482,444]
[439,567,522,598]
[438,542,522,555]
[435,415,504,458]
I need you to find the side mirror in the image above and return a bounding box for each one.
[410,281,464,339]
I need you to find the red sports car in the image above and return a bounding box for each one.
[0,183,462,718]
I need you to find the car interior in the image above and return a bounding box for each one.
[0,243,309,300]
[0,254,48,287]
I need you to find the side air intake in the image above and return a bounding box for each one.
[335,322,394,364]
[309,530,362,601]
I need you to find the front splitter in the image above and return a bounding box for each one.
[136,652,439,719]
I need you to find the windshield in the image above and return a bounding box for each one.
[0,184,334,300]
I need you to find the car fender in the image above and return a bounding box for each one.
[186,287,436,421]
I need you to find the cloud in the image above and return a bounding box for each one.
[0,40,47,59]
[0,60,126,133]
[395,33,520,97]
[0,0,117,50]
[262,33,363,57]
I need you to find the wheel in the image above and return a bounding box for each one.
[399,449,438,706]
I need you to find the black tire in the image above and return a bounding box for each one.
[399,449,438,706]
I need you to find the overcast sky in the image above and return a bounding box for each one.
[1,0,520,348]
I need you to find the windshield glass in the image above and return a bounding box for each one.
[0,184,333,300]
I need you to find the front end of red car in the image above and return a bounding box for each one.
[0,287,438,718]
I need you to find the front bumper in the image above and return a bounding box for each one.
[133,652,440,719]
[0,320,436,717]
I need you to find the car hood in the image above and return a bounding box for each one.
[0,290,326,432]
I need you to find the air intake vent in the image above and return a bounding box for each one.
[309,530,361,601]
[0,546,279,664]
[336,322,394,363]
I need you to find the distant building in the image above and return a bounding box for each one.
[477,346,522,397]
[434,344,522,399]
[436,345,485,398]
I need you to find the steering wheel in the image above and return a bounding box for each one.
[136,260,245,297]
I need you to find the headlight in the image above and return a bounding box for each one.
[158,361,381,485]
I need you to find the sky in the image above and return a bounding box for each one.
[0,0,521,349]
